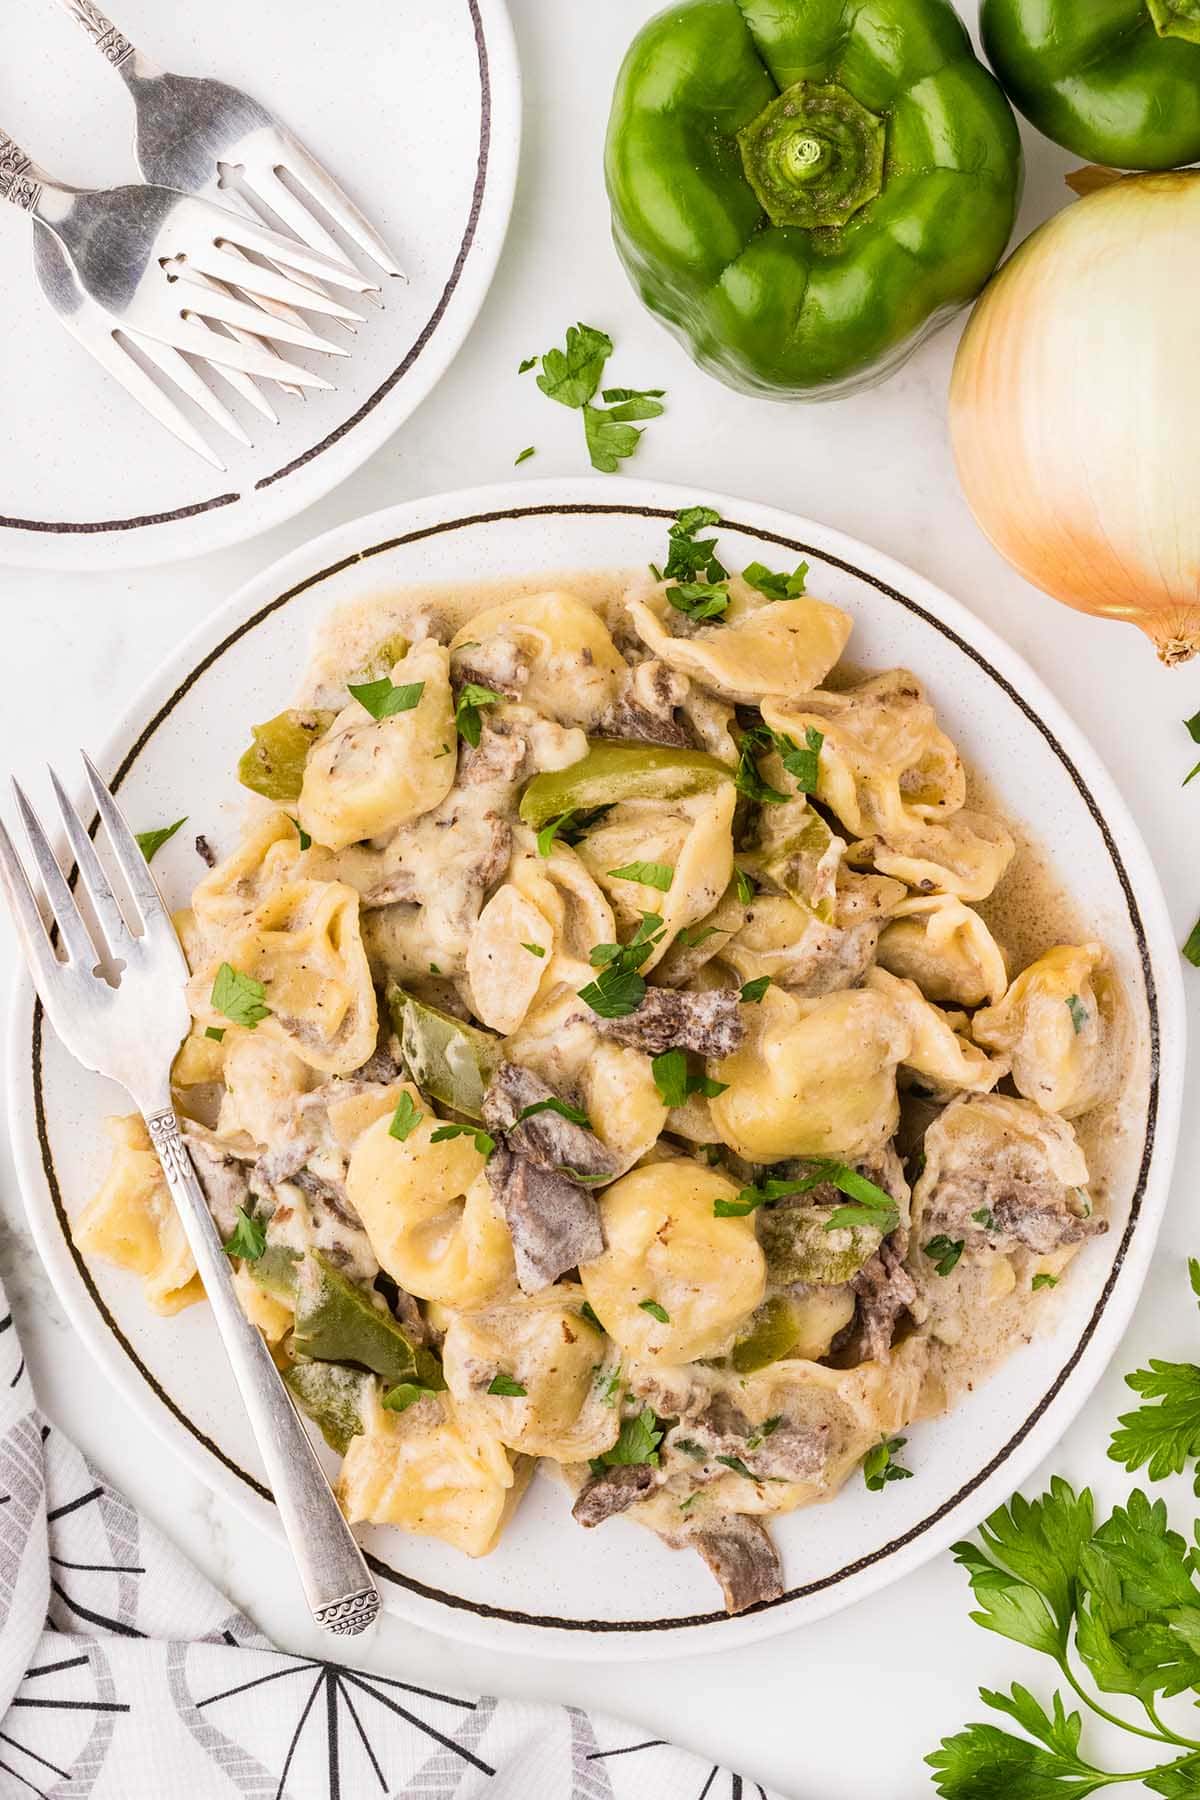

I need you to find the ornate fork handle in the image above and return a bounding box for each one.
[0,132,44,213]
[57,0,140,72]
[142,1103,381,1637]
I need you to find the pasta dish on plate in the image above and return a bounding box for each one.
[75,511,1128,1615]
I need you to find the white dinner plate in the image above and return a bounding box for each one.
[0,0,519,572]
[8,478,1186,1658]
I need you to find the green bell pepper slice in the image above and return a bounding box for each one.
[284,1361,374,1456]
[605,0,1022,399]
[292,1251,445,1392]
[982,0,1200,171]
[518,740,733,830]
[758,1204,880,1287]
[729,1295,804,1373]
[237,710,334,803]
[385,985,502,1121]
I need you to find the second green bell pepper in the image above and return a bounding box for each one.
[981,0,1200,171]
[605,0,1022,399]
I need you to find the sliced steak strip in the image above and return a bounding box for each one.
[572,1463,657,1527]
[841,1238,918,1365]
[596,988,744,1059]
[486,1146,605,1293]
[990,1191,1107,1255]
[182,1132,252,1238]
[689,1516,784,1615]
[668,1396,830,1485]
[483,1061,619,1181]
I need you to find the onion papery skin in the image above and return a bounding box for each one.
[950,171,1200,667]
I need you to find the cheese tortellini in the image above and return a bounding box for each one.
[971,944,1124,1117]
[450,591,626,729]
[299,639,457,851]
[573,786,736,969]
[75,1116,202,1315]
[580,1163,766,1362]
[876,894,1008,1007]
[346,1084,515,1305]
[627,583,853,703]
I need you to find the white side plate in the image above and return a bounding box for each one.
[0,0,519,571]
[8,478,1185,1657]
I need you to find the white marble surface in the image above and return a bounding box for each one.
[0,3,1196,1793]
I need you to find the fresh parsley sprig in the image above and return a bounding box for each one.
[454,682,501,748]
[863,1436,913,1492]
[136,817,187,863]
[348,676,425,721]
[712,1161,899,1232]
[579,912,666,1019]
[590,1406,664,1475]
[211,963,271,1030]
[650,1049,727,1109]
[1110,1258,1200,1495]
[530,323,665,472]
[742,559,810,601]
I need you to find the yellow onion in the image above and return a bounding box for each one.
[950,172,1200,667]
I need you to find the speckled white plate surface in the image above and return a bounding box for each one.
[0,0,519,572]
[7,478,1185,1657]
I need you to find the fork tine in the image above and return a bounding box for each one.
[194,249,366,323]
[47,768,136,959]
[149,319,336,388]
[131,334,255,446]
[208,213,379,293]
[233,161,348,264]
[90,329,228,470]
[11,781,99,969]
[270,135,404,278]
[0,816,65,1000]
[81,755,176,942]
[180,287,351,357]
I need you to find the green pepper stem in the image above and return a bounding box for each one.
[737,81,886,231]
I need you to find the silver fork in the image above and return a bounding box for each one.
[0,126,372,386]
[0,756,380,1640]
[57,0,402,278]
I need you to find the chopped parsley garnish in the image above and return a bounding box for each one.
[971,1207,996,1230]
[516,1096,591,1129]
[518,355,537,374]
[388,1092,424,1141]
[740,976,771,1004]
[607,860,674,891]
[1185,916,1200,967]
[584,394,665,472]
[1065,993,1088,1034]
[638,1299,670,1324]
[663,506,726,585]
[590,1406,664,1474]
[674,1438,707,1459]
[487,1373,527,1398]
[924,1235,965,1276]
[535,322,613,408]
[579,1301,604,1333]
[650,1049,727,1109]
[535,805,609,857]
[774,725,824,794]
[1109,1259,1200,1489]
[715,1453,756,1481]
[714,1160,899,1229]
[1184,708,1200,786]
[210,963,270,1030]
[1032,1272,1059,1291]
[746,1415,783,1452]
[579,913,666,1019]
[135,817,187,863]
[602,386,666,403]
[595,1362,624,1405]
[521,941,546,957]
[733,726,789,806]
[741,559,810,601]
[204,1026,225,1042]
[454,681,501,748]
[735,867,757,905]
[347,676,425,721]
[288,816,312,851]
[675,924,723,949]
[863,1436,912,1492]
[514,446,535,465]
[222,1207,265,1262]
[666,580,731,623]
[430,1123,495,1155]
[678,1493,699,1514]
[382,1382,439,1414]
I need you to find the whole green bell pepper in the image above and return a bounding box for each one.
[605,0,1022,400]
[981,0,1200,171]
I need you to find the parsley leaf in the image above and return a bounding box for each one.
[639,1299,670,1324]
[222,1207,265,1261]
[925,1235,966,1276]
[430,1123,495,1155]
[733,727,789,806]
[650,1049,726,1109]
[602,386,666,403]
[288,815,312,851]
[584,404,647,473]
[675,924,723,949]
[607,860,673,891]
[1066,994,1089,1034]
[1184,711,1200,787]
[518,356,537,373]
[972,1207,997,1230]
[211,963,270,1029]
[514,445,535,466]
[204,1026,225,1042]
[535,323,613,408]
[516,1096,591,1129]
[740,976,771,1004]
[742,559,810,600]
[521,941,546,957]
[591,1406,664,1473]
[388,1092,424,1141]
[135,817,187,863]
[666,580,731,623]
[774,725,824,794]
[735,867,757,905]
[348,677,425,721]
[488,1372,527,1397]
[863,1436,913,1492]
[382,1382,439,1414]
[454,681,501,748]
[580,1301,604,1332]
[535,805,609,857]
[713,1162,898,1228]
[1110,1261,1200,1493]
[716,1453,756,1481]
[662,507,726,584]
[1185,918,1200,968]
[578,965,647,1019]
[1033,1273,1060,1291]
